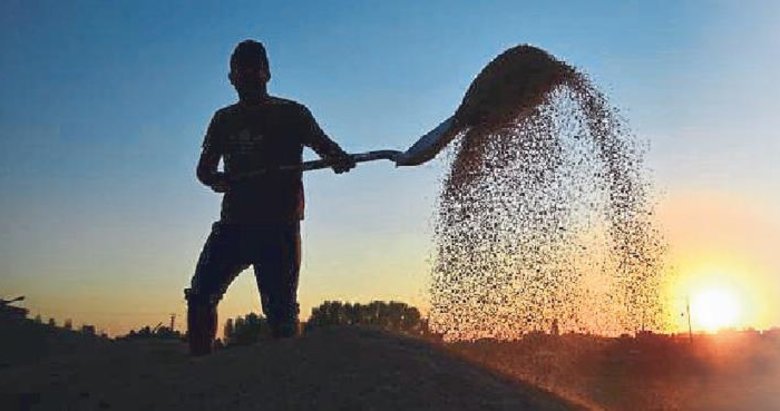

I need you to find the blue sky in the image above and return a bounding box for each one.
[1,1,778,334]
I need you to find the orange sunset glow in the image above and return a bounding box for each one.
[2,2,779,410]
[665,259,774,333]
[656,190,780,334]
[689,285,743,332]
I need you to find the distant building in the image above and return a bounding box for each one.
[764,327,780,339]
[550,319,560,336]
[635,330,658,341]
[0,296,28,320]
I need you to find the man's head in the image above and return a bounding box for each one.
[229,40,270,101]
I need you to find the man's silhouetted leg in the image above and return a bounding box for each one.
[186,300,217,356]
[186,223,248,355]
[253,222,301,338]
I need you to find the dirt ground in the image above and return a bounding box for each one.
[447,332,780,411]
[0,322,581,411]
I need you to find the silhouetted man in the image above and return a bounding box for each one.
[185,40,355,355]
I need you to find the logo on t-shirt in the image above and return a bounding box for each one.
[230,128,264,154]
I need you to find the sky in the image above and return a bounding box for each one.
[1,0,778,336]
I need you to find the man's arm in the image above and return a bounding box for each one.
[300,106,356,174]
[196,112,229,192]
[196,147,229,193]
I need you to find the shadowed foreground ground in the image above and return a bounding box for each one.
[0,323,581,410]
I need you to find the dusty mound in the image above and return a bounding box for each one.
[0,326,581,410]
[0,317,110,368]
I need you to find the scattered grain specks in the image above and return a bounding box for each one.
[430,47,670,340]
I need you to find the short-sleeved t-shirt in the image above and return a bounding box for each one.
[202,97,345,224]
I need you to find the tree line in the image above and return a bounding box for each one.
[220,300,428,347]
[305,300,424,334]
[99,300,429,345]
[118,323,181,341]
[5,297,429,344]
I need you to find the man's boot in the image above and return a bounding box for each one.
[187,302,217,356]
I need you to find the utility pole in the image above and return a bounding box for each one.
[686,296,693,343]
[169,313,176,332]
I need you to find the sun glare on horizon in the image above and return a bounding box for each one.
[689,286,743,332]
[665,254,777,333]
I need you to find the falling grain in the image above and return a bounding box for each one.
[430,45,668,340]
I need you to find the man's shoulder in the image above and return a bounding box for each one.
[213,103,242,117]
[208,104,241,123]
[213,97,309,116]
[266,96,310,115]
[267,95,300,106]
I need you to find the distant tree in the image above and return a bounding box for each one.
[64,319,73,330]
[116,322,182,341]
[81,325,96,335]
[344,303,360,325]
[400,305,422,333]
[47,318,56,327]
[245,312,260,325]
[225,313,270,346]
[33,314,42,323]
[153,325,180,339]
[365,301,382,326]
[224,318,234,342]
[417,318,441,341]
[306,300,425,335]
[308,301,348,329]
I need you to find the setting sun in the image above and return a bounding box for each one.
[665,256,774,333]
[690,287,743,332]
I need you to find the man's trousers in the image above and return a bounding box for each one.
[185,221,301,352]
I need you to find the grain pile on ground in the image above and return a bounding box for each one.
[430,45,668,340]
[0,320,582,410]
